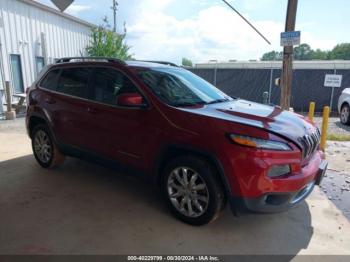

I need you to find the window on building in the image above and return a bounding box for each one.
[57,68,91,98]
[36,57,45,75]
[91,68,139,106]
[40,69,60,91]
[10,54,24,93]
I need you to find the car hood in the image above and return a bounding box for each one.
[180,99,316,146]
[342,88,350,96]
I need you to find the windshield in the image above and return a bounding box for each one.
[136,68,232,107]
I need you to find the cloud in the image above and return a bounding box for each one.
[65,4,91,16]
[125,0,337,63]
[127,2,283,63]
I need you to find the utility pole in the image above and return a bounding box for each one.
[111,0,118,33]
[280,0,298,110]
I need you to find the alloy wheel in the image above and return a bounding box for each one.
[33,130,52,164]
[341,106,349,124]
[167,167,209,218]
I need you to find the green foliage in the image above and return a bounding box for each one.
[261,43,350,61]
[85,18,132,60]
[261,51,283,61]
[329,43,350,60]
[310,49,329,60]
[293,43,313,60]
[182,57,193,67]
[327,133,350,141]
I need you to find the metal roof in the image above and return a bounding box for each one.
[18,0,96,28]
[195,60,350,70]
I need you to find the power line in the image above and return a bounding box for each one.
[221,0,271,45]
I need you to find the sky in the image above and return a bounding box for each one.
[35,0,350,64]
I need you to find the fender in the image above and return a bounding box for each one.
[27,112,60,147]
[153,143,233,197]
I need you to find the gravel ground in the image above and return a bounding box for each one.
[0,118,26,134]
[321,141,350,219]
[1,117,350,220]
[314,116,350,135]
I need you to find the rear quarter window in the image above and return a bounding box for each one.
[40,69,60,91]
[57,68,91,98]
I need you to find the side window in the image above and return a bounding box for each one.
[57,68,91,98]
[91,68,139,106]
[40,69,60,91]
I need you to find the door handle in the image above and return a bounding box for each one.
[87,107,98,114]
[45,97,56,104]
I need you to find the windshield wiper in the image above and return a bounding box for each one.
[206,98,231,105]
[172,101,206,107]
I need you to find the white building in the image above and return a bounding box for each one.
[0,0,93,112]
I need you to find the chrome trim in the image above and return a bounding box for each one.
[290,181,315,204]
[117,150,140,159]
[299,129,321,159]
[37,65,151,110]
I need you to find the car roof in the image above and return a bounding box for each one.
[51,57,179,70]
[125,60,177,69]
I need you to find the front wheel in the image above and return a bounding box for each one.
[162,156,226,226]
[31,124,65,168]
[340,104,350,125]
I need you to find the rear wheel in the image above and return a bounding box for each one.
[340,104,350,125]
[162,156,225,226]
[31,124,65,168]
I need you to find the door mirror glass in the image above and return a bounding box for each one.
[117,93,144,107]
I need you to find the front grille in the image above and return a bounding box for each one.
[298,128,321,159]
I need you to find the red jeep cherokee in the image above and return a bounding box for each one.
[26,57,327,225]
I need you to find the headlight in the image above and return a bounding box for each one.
[229,134,291,151]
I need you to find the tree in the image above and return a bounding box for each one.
[293,43,313,60]
[261,43,350,61]
[310,49,329,60]
[261,51,282,61]
[85,17,132,60]
[182,57,193,67]
[329,43,350,60]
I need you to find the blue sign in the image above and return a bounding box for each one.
[280,31,301,46]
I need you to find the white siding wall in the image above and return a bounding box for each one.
[0,0,92,97]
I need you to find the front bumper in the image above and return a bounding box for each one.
[230,160,328,214]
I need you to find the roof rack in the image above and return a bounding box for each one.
[55,57,126,64]
[137,60,179,67]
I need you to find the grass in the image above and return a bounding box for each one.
[327,133,350,141]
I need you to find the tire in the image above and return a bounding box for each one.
[31,124,65,168]
[340,104,350,125]
[161,155,226,226]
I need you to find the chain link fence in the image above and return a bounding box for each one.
[190,67,350,113]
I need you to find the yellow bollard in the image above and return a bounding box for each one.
[320,106,330,151]
[308,102,315,122]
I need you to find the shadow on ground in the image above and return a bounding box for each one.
[0,155,313,256]
[335,121,350,132]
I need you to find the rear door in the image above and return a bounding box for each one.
[46,66,93,148]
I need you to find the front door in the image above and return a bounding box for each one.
[85,67,158,170]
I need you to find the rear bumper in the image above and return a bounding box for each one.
[230,160,328,214]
